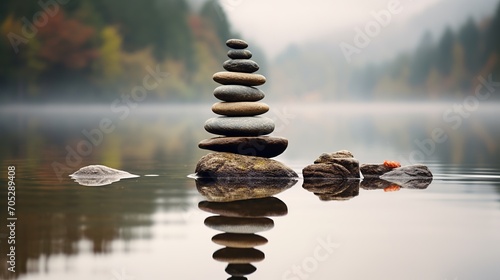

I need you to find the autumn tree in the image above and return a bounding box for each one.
[97,26,122,83]
[37,11,98,73]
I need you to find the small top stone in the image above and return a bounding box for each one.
[226,39,248,49]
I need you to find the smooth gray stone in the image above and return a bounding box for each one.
[204,116,274,136]
[223,59,259,73]
[213,72,266,86]
[214,85,265,102]
[380,165,433,189]
[198,136,287,158]
[228,49,252,59]
[226,39,248,49]
[380,164,433,178]
[212,102,269,116]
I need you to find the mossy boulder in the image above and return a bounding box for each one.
[195,152,298,178]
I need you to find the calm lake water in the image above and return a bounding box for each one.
[1,102,500,280]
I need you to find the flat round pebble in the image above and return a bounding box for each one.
[213,72,266,86]
[204,116,275,136]
[212,102,269,116]
[223,59,259,73]
[228,49,252,59]
[226,39,248,49]
[198,136,288,158]
[213,85,265,102]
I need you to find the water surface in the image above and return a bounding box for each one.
[1,103,499,280]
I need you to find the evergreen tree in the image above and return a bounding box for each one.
[409,31,434,86]
[458,17,480,73]
[487,2,500,54]
[435,27,455,76]
[200,0,233,41]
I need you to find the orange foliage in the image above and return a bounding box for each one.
[383,160,401,168]
[37,11,98,69]
[188,15,204,37]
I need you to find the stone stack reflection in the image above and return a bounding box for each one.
[198,182,290,280]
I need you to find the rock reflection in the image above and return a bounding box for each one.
[199,197,288,217]
[196,178,296,202]
[360,178,398,190]
[197,179,293,279]
[2,178,190,278]
[303,179,359,201]
[380,176,433,190]
[303,176,432,201]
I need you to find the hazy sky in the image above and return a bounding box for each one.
[221,0,441,57]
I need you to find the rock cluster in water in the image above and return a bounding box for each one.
[197,39,296,178]
[302,150,433,201]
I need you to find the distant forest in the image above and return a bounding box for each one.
[0,0,242,102]
[1,1,499,102]
[353,2,500,100]
[271,2,500,101]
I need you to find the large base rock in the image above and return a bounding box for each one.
[195,152,298,178]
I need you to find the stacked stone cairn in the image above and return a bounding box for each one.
[198,39,288,159]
